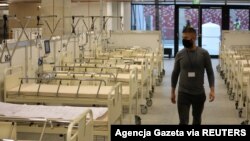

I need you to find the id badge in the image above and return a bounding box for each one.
[188,72,195,78]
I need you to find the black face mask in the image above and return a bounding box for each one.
[182,39,193,48]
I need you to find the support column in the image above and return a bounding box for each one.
[155,0,160,30]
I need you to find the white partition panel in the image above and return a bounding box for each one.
[108,31,162,53]
[222,30,250,49]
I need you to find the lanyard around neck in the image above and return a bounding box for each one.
[186,49,197,69]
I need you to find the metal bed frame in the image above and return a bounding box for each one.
[4,66,123,140]
[39,68,140,124]
[52,60,151,114]
[0,104,94,141]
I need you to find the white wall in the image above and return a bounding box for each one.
[105,2,131,31]
[71,2,107,32]
[70,1,131,31]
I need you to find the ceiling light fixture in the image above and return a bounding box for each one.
[0,4,9,7]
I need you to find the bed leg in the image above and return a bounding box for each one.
[140,105,147,114]
[146,98,153,107]
[241,120,249,125]
[135,115,141,125]
[149,91,153,98]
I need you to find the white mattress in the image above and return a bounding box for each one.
[0,102,107,121]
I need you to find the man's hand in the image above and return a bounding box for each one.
[171,88,176,104]
[209,90,215,102]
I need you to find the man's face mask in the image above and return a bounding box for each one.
[182,39,193,48]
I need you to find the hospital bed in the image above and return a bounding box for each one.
[52,59,152,114]
[73,57,153,114]
[0,102,94,141]
[72,58,153,87]
[4,66,122,106]
[4,66,123,140]
[242,76,250,125]
[218,31,250,123]
[97,47,163,85]
[220,46,250,119]
[38,68,139,123]
[61,46,159,93]
[93,46,160,76]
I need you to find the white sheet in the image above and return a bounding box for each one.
[0,102,107,121]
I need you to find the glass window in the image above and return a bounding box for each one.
[229,9,249,30]
[131,4,175,57]
[202,9,222,56]
[178,8,199,51]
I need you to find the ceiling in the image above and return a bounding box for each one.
[0,0,41,3]
[0,0,132,3]
[1,0,250,4]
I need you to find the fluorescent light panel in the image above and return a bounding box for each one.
[0,4,9,7]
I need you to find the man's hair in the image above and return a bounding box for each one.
[182,26,196,34]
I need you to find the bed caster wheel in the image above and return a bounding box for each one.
[162,69,165,76]
[152,86,155,93]
[235,102,238,109]
[135,115,141,125]
[228,89,232,96]
[146,98,153,107]
[149,91,153,98]
[29,122,34,126]
[241,120,249,125]
[141,105,148,114]
[238,109,243,118]
[221,75,224,79]
[221,74,225,79]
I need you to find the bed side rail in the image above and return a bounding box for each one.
[4,66,24,101]
[107,82,122,125]
[67,109,93,141]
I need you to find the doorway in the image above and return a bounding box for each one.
[175,5,222,58]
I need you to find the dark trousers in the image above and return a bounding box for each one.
[177,92,206,125]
